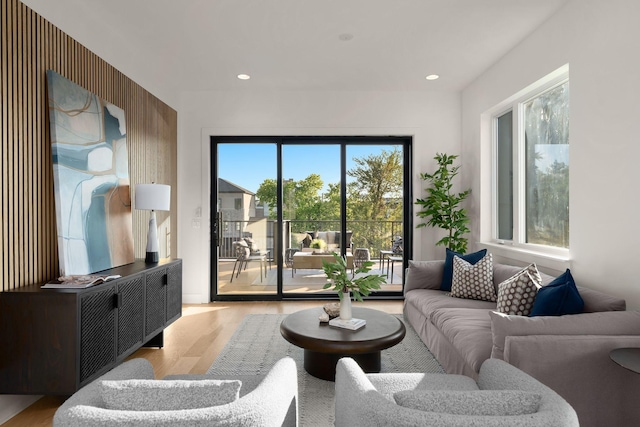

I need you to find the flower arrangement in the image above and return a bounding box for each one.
[309,238,327,251]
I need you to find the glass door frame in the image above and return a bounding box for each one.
[210,135,413,302]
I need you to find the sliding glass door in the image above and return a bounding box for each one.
[346,145,404,293]
[211,136,411,300]
[215,142,278,296]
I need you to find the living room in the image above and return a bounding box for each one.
[2,0,640,425]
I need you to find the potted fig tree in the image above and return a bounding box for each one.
[415,153,471,253]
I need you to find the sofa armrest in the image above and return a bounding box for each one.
[503,334,640,427]
[404,260,444,295]
[489,310,640,360]
[54,359,155,425]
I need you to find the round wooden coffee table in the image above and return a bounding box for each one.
[280,307,406,380]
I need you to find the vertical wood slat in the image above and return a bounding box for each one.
[1,0,177,291]
[1,0,7,289]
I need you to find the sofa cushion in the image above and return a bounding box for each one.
[393,390,541,416]
[99,379,242,411]
[441,248,487,291]
[496,263,542,316]
[489,310,640,360]
[405,261,445,292]
[450,253,496,302]
[404,289,496,323]
[530,269,584,316]
[431,308,494,372]
[578,286,626,312]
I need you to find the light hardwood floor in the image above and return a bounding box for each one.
[2,300,403,427]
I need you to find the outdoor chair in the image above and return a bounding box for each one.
[354,248,371,268]
[230,241,267,283]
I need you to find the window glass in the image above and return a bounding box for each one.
[496,111,513,240]
[524,82,570,248]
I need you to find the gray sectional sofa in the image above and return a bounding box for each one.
[403,259,640,427]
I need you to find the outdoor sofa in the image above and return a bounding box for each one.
[300,230,352,252]
[403,255,640,427]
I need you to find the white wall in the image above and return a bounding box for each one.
[19,0,178,108]
[177,89,461,302]
[461,0,640,309]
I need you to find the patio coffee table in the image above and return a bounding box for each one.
[291,252,353,277]
[280,307,406,380]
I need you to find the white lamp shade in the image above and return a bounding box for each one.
[135,184,171,211]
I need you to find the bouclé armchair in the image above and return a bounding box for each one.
[335,357,578,427]
[54,357,298,427]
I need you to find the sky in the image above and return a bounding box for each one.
[217,144,395,193]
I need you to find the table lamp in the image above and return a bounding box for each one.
[135,183,171,263]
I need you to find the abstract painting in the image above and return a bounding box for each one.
[47,70,134,275]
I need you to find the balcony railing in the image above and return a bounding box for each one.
[218,219,403,260]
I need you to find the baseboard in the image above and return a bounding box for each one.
[182,293,205,304]
[0,395,41,424]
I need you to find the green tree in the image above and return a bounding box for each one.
[347,148,403,221]
[347,148,403,250]
[255,148,405,252]
[256,174,341,232]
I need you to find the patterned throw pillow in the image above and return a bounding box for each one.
[450,253,496,302]
[496,263,542,316]
[440,248,488,291]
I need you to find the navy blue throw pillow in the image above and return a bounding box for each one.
[440,248,488,291]
[529,269,584,317]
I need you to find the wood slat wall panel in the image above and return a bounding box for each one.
[1,0,178,291]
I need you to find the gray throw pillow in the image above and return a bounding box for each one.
[450,253,496,302]
[393,390,541,416]
[100,379,242,411]
[405,260,445,292]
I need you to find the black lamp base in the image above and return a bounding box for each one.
[145,251,159,263]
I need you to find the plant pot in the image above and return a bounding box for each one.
[340,291,352,320]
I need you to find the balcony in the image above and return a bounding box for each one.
[217,219,403,295]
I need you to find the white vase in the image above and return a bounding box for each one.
[340,291,352,320]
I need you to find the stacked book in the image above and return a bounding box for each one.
[329,317,366,330]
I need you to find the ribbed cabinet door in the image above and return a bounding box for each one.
[144,268,166,339]
[117,275,145,357]
[166,262,182,323]
[79,286,116,384]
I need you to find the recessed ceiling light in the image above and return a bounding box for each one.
[338,33,354,41]
[237,74,251,80]
[425,74,440,81]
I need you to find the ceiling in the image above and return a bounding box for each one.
[22,0,570,95]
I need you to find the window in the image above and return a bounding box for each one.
[234,198,242,210]
[494,77,569,250]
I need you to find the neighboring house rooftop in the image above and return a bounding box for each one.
[218,178,255,195]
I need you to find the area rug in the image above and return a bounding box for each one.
[207,312,444,426]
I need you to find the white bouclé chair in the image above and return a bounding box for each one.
[335,357,578,427]
[54,357,298,427]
